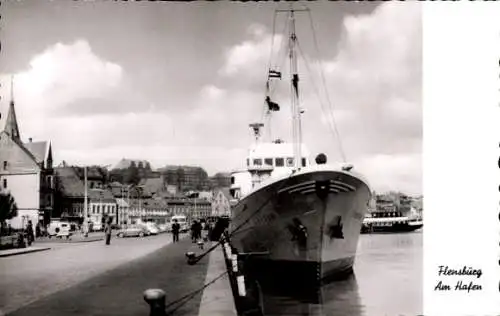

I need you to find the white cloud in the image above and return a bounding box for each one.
[220,24,284,77]
[0,39,124,141]
[200,85,226,100]
[355,153,422,196]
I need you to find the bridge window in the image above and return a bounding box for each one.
[253,158,262,166]
[264,158,273,166]
[286,158,294,167]
[301,158,306,167]
[275,158,284,167]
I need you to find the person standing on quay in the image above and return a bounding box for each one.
[26,220,34,246]
[105,217,113,245]
[172,219,180,243]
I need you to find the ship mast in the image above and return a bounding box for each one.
[279,7,306,170]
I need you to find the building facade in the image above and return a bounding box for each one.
[128,198,170,225]
[211,188,232,217]
[88,189,117,226]
[0,95,54,229]
[116,198,130,225]
[54,166,85,224]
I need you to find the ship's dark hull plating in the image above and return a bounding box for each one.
[229,169,371,286]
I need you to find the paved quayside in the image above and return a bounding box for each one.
[2,236,237,316]
[0,234,175,315]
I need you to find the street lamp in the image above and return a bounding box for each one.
[83,166,89,237]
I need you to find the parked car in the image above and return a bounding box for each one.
[143,222,159,235]
[116,225,149,238]
[158,224,168,233]
[47,221,72,239]
[91,222,102,232]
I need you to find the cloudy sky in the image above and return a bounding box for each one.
[0,1,421,195]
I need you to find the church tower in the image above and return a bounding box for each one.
[4,76,21,142]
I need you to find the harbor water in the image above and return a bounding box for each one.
[259,230,423,316]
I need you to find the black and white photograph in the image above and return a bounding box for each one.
[0,2,422,316]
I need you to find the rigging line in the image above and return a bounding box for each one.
[269,16,290,97]
[262,10,279,120]
[262,12,290,124]
[190,170,293,265]
[164,270,228,315]
[306,9,347,163]
[296,39,345,161]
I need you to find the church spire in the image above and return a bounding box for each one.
[4,75,21,142]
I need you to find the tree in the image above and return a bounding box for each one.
[109,169,124,184]
[0,191,18,235]
[124,162,140,185]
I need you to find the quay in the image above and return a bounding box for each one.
[5,237,238,316]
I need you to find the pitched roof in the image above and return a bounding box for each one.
[24,141,48,164]
[216,187,232,201]
[114,158,152,170]
[55,167,85,198]
[88,189,115,203]
[3,100,21,142]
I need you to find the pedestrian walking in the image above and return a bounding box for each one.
[105,217,113,245]
[191,220,197,243]
[26,220,34,246]
[171,219,180,243]
[194,220,202,241]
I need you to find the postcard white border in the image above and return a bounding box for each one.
[423,2,500,315]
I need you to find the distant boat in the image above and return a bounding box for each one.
[228,6,371,287]
[361,196,423,233]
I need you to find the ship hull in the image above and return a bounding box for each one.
[363,221,423,233]
[229,169,371,287]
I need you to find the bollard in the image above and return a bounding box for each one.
[186,251,197,265]
[231,254,238,272]
[197,240,204,250]
[224,243,232,258]
[237,275,247,297]
[143,288,166,316]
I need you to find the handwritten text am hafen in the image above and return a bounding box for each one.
[434,266,483,293]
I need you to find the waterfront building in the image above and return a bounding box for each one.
[88,189,117,225]
[53,166,85,224]
[209,172,232,188]
[0,87,54,229]
[165,198,191,217]
[116,198,130,225]
[128,198,170,224]
[211,188,232,217]
[190,198,211,222]
[138,177,165,198]
[158,165,210,191]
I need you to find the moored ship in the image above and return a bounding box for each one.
[227,7,372,288]
[361,193,423,233]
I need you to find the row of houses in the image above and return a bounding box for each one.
[54,165,232,227]
[0,91,232,230]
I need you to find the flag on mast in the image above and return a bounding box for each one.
[266,96,280,111]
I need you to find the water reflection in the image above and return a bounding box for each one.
[257,231,422,316]
[260,274,362,316]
